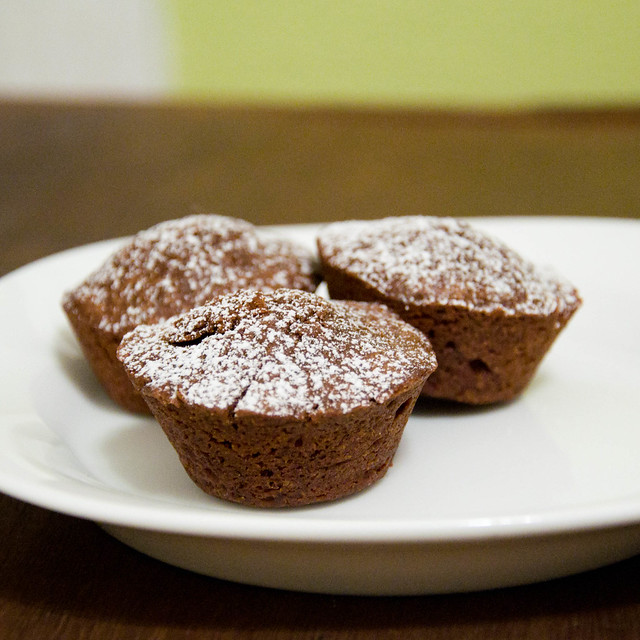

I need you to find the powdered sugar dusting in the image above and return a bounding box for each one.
[117,289,437,418]
[318,216,581,316]
[64,215,318,334]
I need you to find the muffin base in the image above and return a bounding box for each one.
[321,264,574,405]
[406,305,568,404]
[64,309,150,413]
[142,385,421,508]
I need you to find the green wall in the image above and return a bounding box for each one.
[165,1,640,108]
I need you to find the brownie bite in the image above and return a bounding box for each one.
[317,216,581,404]
[117,289,437,507]
[63,214,319,412]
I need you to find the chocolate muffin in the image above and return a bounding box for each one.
[63,215,319,412]
[117,289,437,507]
[317,216,581,404]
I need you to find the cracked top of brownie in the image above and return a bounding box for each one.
[63,214,319,336]
[317,216,581,317]
[117,289,437,419]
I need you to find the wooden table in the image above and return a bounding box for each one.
[1,100,639,639]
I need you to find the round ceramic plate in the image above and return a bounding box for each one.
[0,217,639,596]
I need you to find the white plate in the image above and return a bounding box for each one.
[1,217,639,596]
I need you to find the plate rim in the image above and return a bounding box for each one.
[1,215,639,546]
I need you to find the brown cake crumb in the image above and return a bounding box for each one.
[317,216,581,404]
[117,289,437,507]
[63,214,320,412]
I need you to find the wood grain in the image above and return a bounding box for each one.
[1,100,639,276]
[2,491,640,639]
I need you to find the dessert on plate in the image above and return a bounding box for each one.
[117,288,437,507]
[317,216,581,404]
[63,214,319,412]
